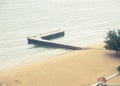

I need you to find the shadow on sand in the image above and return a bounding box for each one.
[106,52,120,59]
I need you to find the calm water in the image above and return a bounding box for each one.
[0,0,120,69]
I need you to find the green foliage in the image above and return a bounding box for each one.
[104,29,120,54]
[117,65,120,72]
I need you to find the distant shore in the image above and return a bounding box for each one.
[0,43,120,86]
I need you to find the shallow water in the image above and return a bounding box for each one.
[0,0,120,69]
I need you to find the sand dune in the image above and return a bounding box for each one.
[0,43,120,86]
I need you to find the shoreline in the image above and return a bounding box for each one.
[0,43,120,86]
[0,40,103,71]
[0,41,93,71]
[0,49,73,72]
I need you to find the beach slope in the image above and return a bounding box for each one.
[0,44,120,86]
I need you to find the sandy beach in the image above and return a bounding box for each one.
[0,43,120,86]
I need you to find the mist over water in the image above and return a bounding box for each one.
[0,0,120,69]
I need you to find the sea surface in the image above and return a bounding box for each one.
[0,0,120,70]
